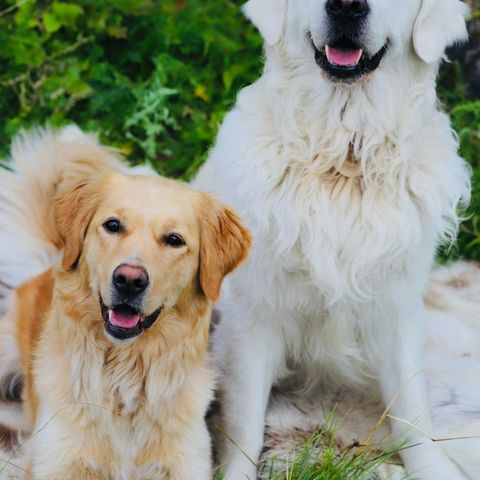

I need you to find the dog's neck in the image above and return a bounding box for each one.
[249,50,443,185]
[263,47,440,128]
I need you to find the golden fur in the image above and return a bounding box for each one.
[5,166,251,479]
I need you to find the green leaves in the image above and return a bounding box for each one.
[42,12,61,33]
[0,0,262,178]
[43,3,83,32]
[125,73,178,166]
[438,53,480,261]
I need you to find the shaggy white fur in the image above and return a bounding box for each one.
[193,0,473,479]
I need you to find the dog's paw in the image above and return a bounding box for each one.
[222,460,257,480]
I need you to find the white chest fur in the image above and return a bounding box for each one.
[198,77,469,306]
[195,77,470,383]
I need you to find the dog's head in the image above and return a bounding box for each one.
[54,173,251,344]
[245,0,469,83]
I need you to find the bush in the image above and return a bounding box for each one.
[0,0,479,260]
[0,0,262,177]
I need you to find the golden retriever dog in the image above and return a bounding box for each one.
[0,128,251,480]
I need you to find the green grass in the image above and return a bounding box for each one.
[213,413,411,480]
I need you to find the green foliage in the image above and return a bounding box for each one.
[438,34,480,260]
[0,0,479,260]
[451,101,480,259]
[214,414,409,480]
[258,433,407,480]
[0,0,262,177]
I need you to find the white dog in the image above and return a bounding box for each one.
[193,0,472,478]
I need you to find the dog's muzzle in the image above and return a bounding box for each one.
[100,296,162,342]
[312,0,388,83]
[312,38,389,83]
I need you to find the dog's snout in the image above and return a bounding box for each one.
[326,0,369,21]
[113,264,149,296]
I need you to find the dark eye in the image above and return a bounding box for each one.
[165,233,185,248]
[103,219,123,234]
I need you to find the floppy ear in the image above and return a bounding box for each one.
[199,197,252,302]
[54,180,101,270]
[413,0,469,63]
[243,0,288,46]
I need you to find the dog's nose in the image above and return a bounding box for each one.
[112,264,149,296]
[326,0,369,21]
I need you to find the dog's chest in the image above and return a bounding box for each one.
[246,166,429,303]
[67,354,177,472]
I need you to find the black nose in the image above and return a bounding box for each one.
[326,0,369,21]
[112,264,149,296]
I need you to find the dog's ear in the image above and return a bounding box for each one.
[198,196,252,302]
[54,180,102,270]
[243,0,288,46]
[413,0,469,63]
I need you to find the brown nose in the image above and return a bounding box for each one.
[326,0,369,20]
[112,264,149,296]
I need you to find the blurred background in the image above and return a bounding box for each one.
[0,0,478,259]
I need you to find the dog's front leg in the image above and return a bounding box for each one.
[376,298,468,480]
[165,419,212,480]
[213,307,285,480]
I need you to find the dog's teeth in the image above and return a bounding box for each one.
[325,45,332,62]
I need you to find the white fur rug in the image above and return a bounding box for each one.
[1,262,480,479]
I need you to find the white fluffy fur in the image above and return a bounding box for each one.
[193,0,472,478]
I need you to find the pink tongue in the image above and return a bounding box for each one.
[326,46,362,67]
[109,309,140,329]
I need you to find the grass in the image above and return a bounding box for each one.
[213,414,411,480]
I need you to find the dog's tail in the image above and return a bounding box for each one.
[0,126,125,314]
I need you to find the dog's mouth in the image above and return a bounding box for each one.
[311,36,389,83]
[100,297,162,342]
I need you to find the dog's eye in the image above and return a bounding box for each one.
[103,219,123,234]
[165,233,185,248]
